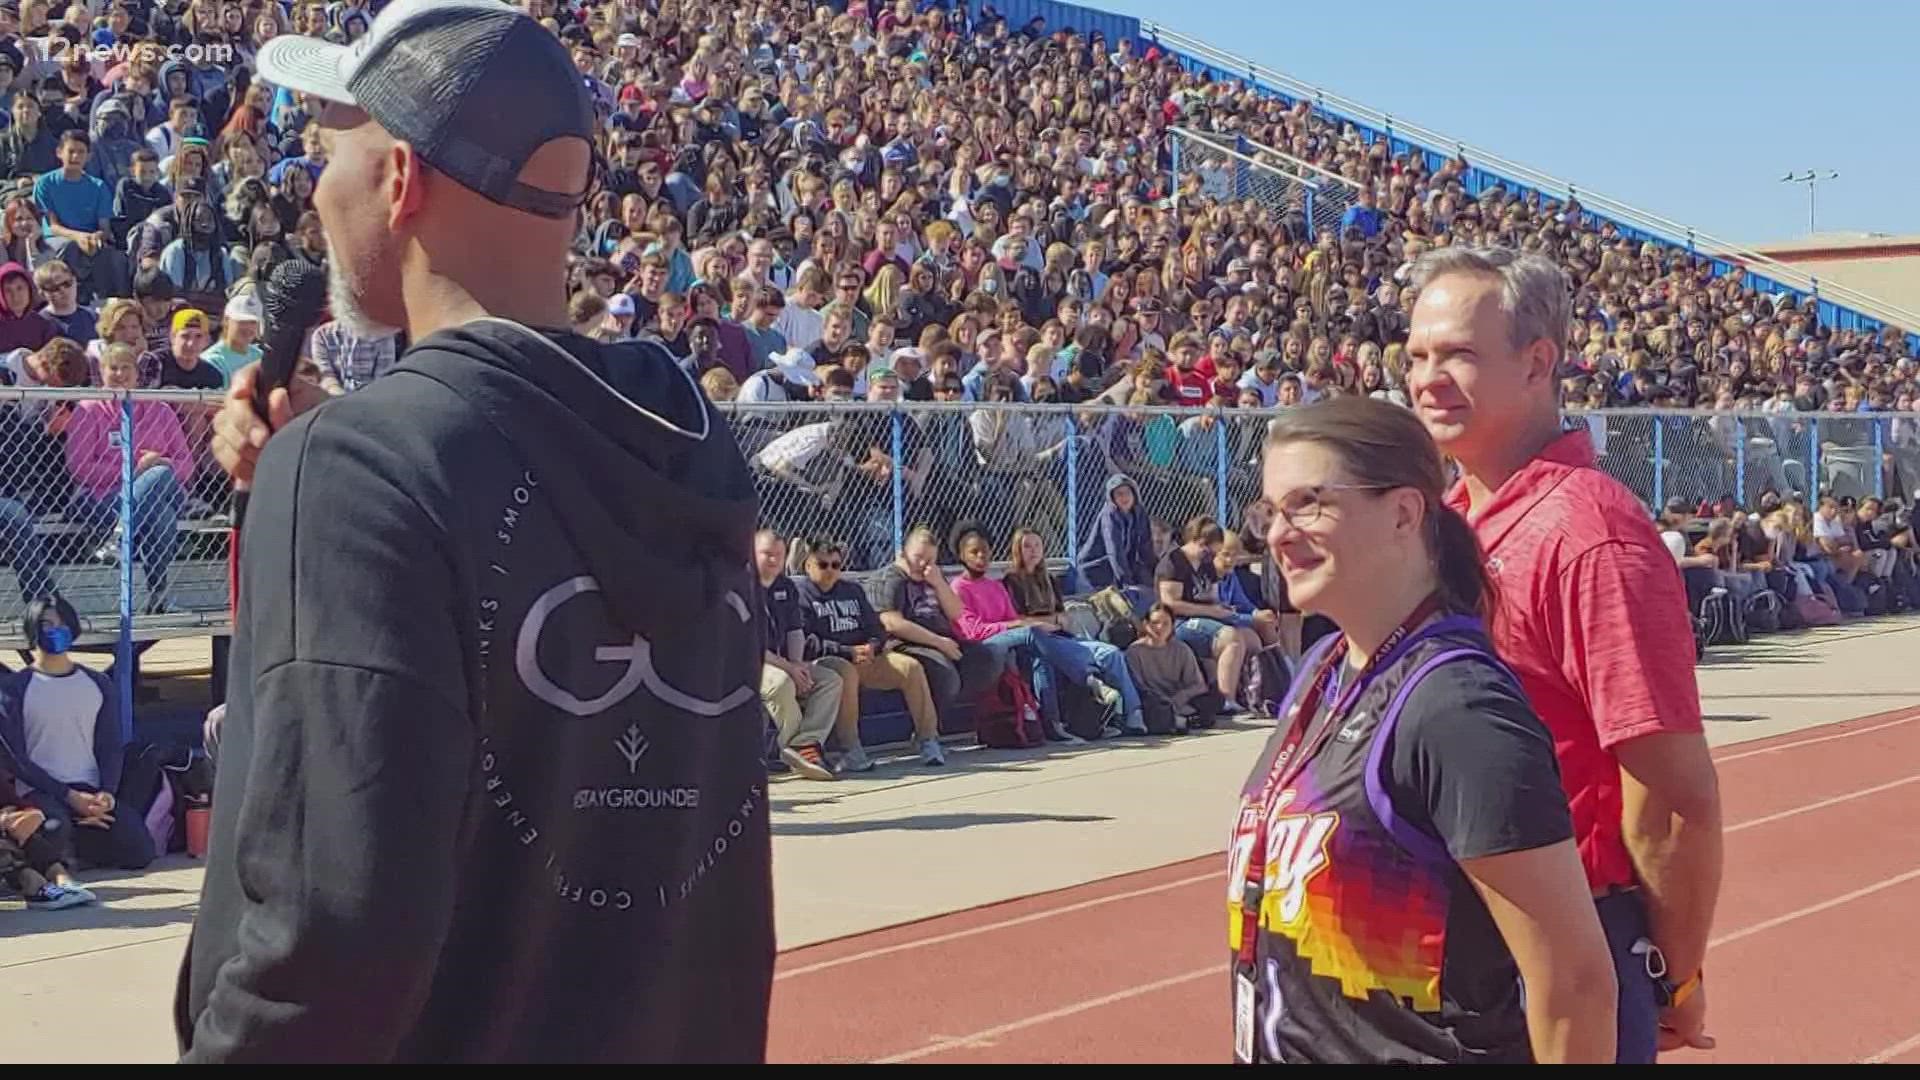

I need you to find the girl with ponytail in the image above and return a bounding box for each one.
[1226,395,1615,1064]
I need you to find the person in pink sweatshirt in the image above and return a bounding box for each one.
[949,528,1147,738]
[65,342,192,612]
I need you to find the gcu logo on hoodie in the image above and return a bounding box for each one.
[516,575,757,717]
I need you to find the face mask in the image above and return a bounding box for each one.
[39,624,73,655]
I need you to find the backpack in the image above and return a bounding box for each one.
[1057,680,1118,741]
[1861,576,1890,617]
[1793,591,1842,627]
[1828,577,1867,617]
[1699,587,1747,647]
[1745,589,1784,634]
[1240,645,1293,717]
[975,668,1046,749]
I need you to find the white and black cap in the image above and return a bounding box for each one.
[256,0,594,220]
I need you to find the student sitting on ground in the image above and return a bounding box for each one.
[1125,603,1217,735]
[0,756,97,909]
[0,596,154,870]
[795,535,946,769]
[1155,516,1262,712]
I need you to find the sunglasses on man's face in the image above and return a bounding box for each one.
[813,558,843,570]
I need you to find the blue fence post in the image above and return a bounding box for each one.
[1734,416,1747,505]
[889,407,905,556]
[1065,410,1079,583]
[115,393,135,744]
[1872,418,1885,500]
[1651,415,1664,510]
[1808,418,1820,502]
[1303,188,1315,242]
[1214,409,1229,525]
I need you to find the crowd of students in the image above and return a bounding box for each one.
[753,492,1326,779]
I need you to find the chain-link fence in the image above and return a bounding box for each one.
[0,387,232,649]
[3,389,1912,668]
[1572,408,1915,509]
[727,402,1915,578]
[1169,126,1357,243]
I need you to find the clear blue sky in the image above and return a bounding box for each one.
[1093,0,1916,245]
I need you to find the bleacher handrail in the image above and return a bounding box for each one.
[1140,20,1920,337]
[1167,126,1339,193]
[1182,127,1359,194]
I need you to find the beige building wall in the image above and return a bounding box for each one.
[1749,233,1920,316]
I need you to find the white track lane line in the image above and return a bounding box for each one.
[778,871,1218,981]
[873,967,1218,1063]
[1709,867,1920,950]
[1715,712,1920,765]
[1864,1029,1920,1064]
[1726,774,1920,834]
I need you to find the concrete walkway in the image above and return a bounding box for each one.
[8,616,1918,1062]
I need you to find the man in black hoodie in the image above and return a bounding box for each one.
[187,0,772,1063]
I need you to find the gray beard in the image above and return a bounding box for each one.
[326,256,401,338]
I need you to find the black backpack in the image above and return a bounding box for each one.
[1745,589,1784,634]
[1862,576,1890,617]
[1699,587,1748,647]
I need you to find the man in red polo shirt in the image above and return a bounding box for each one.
[1406,247,1723,1063]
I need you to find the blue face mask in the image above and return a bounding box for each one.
[39,624,73,655]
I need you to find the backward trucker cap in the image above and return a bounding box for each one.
[254,0,594,219]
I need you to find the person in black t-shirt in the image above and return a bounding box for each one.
[1854,496,1901,582]
[866,527,996,728]
[1154,515,1262,709]
[154,308,224,390]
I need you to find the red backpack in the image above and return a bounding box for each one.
[975,668,1046,749]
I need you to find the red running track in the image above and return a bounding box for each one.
[769,706,1920,1064]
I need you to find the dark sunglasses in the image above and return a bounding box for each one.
[812,558,843,570]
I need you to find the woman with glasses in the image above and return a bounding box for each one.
[1230,397,1614,1064]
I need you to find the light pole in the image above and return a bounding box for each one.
[1779,170,1839,234]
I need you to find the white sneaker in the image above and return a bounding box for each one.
[919,738,947,767]
[1086,676,1122,713]
[836,745,876,773]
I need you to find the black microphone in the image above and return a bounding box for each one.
[234,260,327,535]
[253,259,329,421]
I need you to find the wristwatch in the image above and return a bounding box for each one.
[1656,969,1703,1009]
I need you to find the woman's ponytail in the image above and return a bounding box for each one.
[1433,505,1497,623]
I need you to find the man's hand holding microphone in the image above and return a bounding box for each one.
[213,262,333,490]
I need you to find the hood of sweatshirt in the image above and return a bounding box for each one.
[0,262,36,320]
[404,318,759,655]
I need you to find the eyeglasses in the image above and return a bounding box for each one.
[813,558,843,570]
[43,278,74,291]
[1259,483,1400,531]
